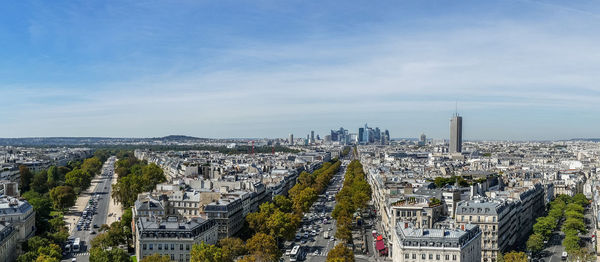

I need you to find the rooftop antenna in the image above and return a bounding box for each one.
[455,101,458,117]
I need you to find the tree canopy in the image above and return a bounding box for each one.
[501,251,527,262]
[49,186,76,210]
[327,243,355,262]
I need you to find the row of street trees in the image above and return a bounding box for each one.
[526,194,589,256]
[17,152,109,262]
[189,160,342,262]
[88,209,134,262]
[110,153,167,208]
[89,150,167,262]
[329,160,372,262]
[190,234,279,262]
[561,194,589,256]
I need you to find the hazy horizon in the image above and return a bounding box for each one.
[2,1,600,140]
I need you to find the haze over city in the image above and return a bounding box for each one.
[2,0,600,139]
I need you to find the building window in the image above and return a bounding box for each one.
[149,244,153,250]
[422,254,426,259]
[430,254,433,259]
[412,254,416,259]
[143,244,147,250]
[158,244,162,250]
[446,255,449,260]
[180,244,184,250]
[436,254,440,260]
[453,255,457,260]
[171,254,175,260]
[171,244,175,250]
[405,254,409,259]
[186,244,190,250]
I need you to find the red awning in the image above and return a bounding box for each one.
[381,247,389,255]
[376,235,383,241]
[376,240,385,250]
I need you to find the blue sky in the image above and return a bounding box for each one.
[1,0,600,140]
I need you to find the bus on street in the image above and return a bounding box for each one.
[72,238,81,252]
[290,245,304,261]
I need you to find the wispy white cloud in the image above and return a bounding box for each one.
[2,1,600,139]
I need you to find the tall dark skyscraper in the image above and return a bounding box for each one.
[358,128,364,143]
[450,114,463,153]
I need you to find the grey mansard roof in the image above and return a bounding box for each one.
[0,196,33,215]
[455,198,514,216]
[396,224,480,248]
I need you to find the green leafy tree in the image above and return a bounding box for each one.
[563,234,581,253]
[82,157,103,175]
[533,216,556,239]
[19,165,33,192]
[89,247,130,262]
[67,160,82,170]
[140,254,172,262]
[327,243,355,262]
[246,233,279,262]
[141,163,166,191]
[267,209,299,241]
[49,186,77,210]
[557,194,571,204]
[565,210,584,220]
[572,193,588,207]
[27,236,51,251]
[191,242,224,262]
[37,243,62,260]
[273,195,292,213]
[46,166,59,188]
[24,191,53,234]
[35,254,60,262]
[563,217,586,234]
[17,252,38,262]
[292,187,317,213]
[501,251,527,262]
[65,169,92,190]
[335,223,353,244]
[49,230,69,244]
[565,203,584,214]
[111,172,144,207]
[218,237,247,262]
[57,166,71,181]
[48,213,69,243]
[246,202,276,234]
[31,170,49,193]
[526,233,544,254]
[121,208,133,230]
[94,150,111,163]
[297,171,314,187]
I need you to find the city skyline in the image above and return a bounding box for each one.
[2,1,600,140]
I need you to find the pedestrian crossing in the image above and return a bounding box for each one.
[74,252,90,256]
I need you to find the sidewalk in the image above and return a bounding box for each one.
[105,173,123,225]
[63,175,102,234]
